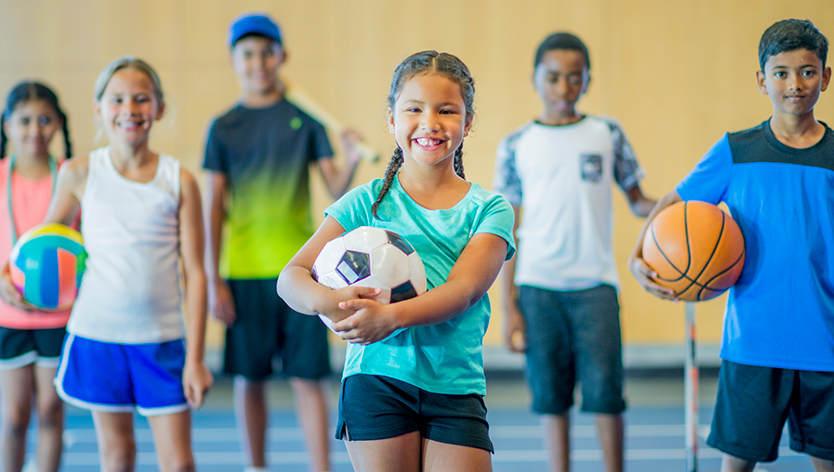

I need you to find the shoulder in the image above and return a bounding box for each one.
[498,122,536,148]
[727,120,768,144]
[178,167,200,198]
[469,183,513,211]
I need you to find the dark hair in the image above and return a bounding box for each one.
[534,32,591,71]
[759,19,828,71]
[1,81,72,160]
[371,50,475,219]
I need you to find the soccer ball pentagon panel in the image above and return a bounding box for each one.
[312,226,427,331]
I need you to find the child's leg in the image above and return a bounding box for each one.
[92,411,136,472]
[33,364,63,472]
[0,365,34,472]
[147,410,195,472]
[720,453,756,472]
[344,431,421,472]
[541,414,570,472]
[233,376,268,467]
[595,413,624,472]
[290,377,329,472]
[422,438,492,472]
[810,457,834,472]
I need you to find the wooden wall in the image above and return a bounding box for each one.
[1,0,830,349]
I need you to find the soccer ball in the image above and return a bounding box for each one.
[312,226,427,332]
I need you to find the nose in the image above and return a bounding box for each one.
[420,112,440,131]
[788,74,803,92]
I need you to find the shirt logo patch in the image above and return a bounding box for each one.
[290,117,303,129]
[580,154,603,183]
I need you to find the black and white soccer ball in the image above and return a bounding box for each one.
[312,226,427,332]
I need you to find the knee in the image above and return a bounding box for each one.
[102,443,137,472]
[1,405,31,437]
[37,398,64,430]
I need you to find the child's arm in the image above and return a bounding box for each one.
[624,184,657,217]
[317,130,362,199]
[627,189,680,300]
[277,216,387,322]
[335,232,510,345]
[179,169,213,408]
[501,205,526,352]
[0,158,87,309]
[203,171,236,326]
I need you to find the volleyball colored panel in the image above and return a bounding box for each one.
[9,223,86,311]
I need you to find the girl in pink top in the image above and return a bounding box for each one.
[0,81,72,472]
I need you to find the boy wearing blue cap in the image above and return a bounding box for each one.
[203,12,360,472]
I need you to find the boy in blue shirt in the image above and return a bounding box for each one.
[630,19,833,472]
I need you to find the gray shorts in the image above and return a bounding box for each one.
[518,284,626,415]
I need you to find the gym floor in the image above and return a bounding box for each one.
[24,368,812,472]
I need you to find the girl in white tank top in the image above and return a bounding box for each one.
[2,57,214,472]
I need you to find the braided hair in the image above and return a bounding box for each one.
[371,51,475,219]
[1,82,72,160]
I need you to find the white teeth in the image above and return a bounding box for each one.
[416,137,442,146]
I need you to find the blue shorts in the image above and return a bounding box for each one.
[518,284,626,415]
[336,374,494,453]
[54,334,189,416]
[0,326,65,370]
[707,360,834,462]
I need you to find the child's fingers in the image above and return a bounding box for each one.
[346,287,382,299]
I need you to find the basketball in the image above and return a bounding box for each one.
[642,201,745,302]
[9,223,86,311]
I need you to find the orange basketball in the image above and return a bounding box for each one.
[642,201,745,302]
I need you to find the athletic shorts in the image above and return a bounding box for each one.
[224,278,331,381]
[517,284,626,415]
[707,360,834,462]
[336,374,494,453]
[0,326,65,370]
[54,334,189,416]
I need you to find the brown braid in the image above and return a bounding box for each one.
[453,142,465,180]
[0,115,6,158]
[371,147,404,219]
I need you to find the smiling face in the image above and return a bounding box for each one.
[533,49,590,124]
[757,48,831,119]
[95,67,164,147]
[387,72,471,170]
[231,35,284,98]
[3,99,62,158]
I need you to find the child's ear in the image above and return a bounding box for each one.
[387,107,395,134]
[756,70,769,95]
[155,101,166,121]
[93,99,102,121]
[464,116,473,137]
[821,66,831,92]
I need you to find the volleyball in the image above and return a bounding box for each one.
[9,223,86,311]
[642,201,745,302]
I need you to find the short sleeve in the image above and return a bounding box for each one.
[473,193,517,261]
[202,121,228,174]
[675,133,733,205]
[604,118,645,191]
[308,119,335,163]
[492,132,523,206]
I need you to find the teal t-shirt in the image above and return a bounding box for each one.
[325,176,516,395]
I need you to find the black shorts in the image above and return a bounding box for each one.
[0,326,65,370]
[336,374,494,453]
[518,284,626,415]
[707,360,834,462]
[224,278,331,381]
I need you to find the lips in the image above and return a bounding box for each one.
[414,137,444,147]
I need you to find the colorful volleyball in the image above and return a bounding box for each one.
[9,223,86,311]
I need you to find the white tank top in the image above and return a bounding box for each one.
[69,147,185,343]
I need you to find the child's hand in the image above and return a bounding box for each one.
[210,279,236,326]
[628,253,677,301]
[504,306,527,352]
[0,263,36,311]
[317,286,382,326]
[183,360,214,409]
[332,298,397,345]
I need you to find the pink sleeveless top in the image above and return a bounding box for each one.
[0,157,72,329]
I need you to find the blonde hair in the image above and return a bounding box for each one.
[94,56,164,105]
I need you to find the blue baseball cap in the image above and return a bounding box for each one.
[227,13,282,48]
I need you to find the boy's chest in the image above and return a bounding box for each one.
[514,132,615,188]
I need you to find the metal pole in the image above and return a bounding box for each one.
[685,302,699,472]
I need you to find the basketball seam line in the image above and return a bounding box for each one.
[684,210,724,300]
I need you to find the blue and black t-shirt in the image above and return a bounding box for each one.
[676,120,834,372]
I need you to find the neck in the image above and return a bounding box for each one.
[109,139,153,168]
[397,162,469,210]
[769,110,825,148]
[539,109,583,126]
[241,80,285,108]
[11,152,52,179]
